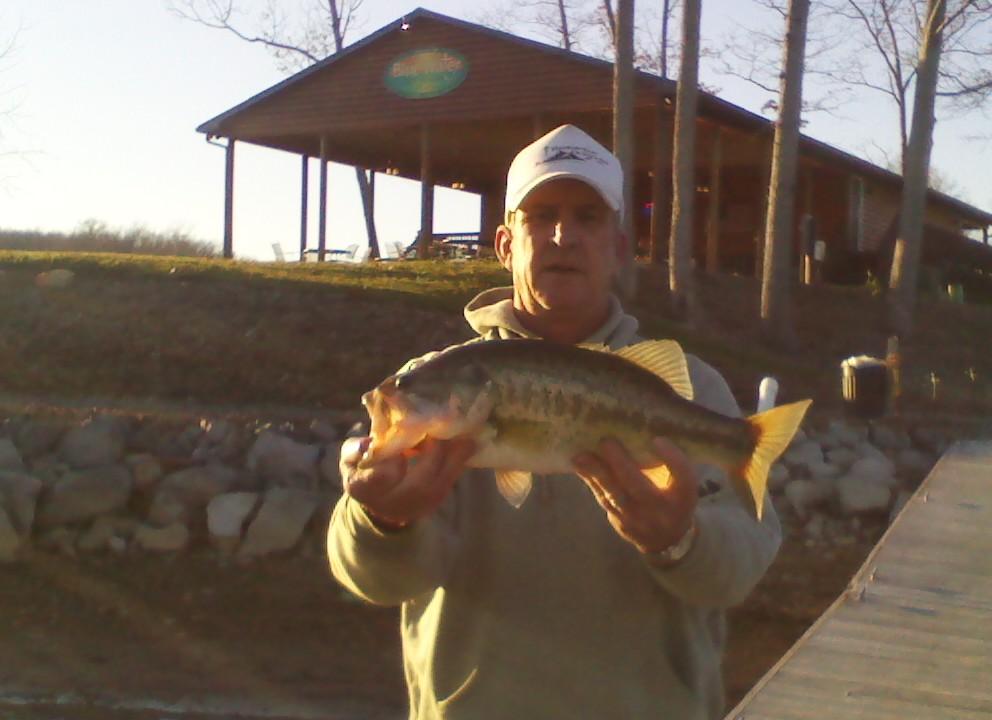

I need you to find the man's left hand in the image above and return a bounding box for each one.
[573,437,698,556]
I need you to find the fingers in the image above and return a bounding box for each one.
[650,437,697,505]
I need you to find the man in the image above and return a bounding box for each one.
[328,124,781,719]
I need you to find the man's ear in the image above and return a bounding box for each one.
[495,225,513,271]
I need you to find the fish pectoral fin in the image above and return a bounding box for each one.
[495,470,533,509]
[642,464,673,491]
[614,340,694,401]
[742,399,813,521]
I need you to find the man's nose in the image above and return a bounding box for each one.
[551,220,578,247]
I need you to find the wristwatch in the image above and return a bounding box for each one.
[650,519,697,566]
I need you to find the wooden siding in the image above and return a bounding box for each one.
[727,440,992,720]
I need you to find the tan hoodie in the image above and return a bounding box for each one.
[328,288,782,720]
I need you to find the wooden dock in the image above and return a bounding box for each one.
[728,440,992,719]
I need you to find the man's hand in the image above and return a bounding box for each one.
[339,436,476,530]
[573,437,698,555]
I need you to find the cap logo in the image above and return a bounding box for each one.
[540,145,608,166]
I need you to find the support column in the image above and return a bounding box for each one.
[318,136,329,262]
[705,127,723,273]
[480,185,505,256]
[223,139,235,259]
[532,114,545,140]
[419,124,434,259]
[299,155,309,262]
[649,101,673,264]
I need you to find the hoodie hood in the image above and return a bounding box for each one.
[464,287,640,349]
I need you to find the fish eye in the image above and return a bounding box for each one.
[395,374,413,390]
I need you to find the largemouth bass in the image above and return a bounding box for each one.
[360,339,811,520]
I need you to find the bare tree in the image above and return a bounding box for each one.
[828,0,992,170]
[477,0,596,50]
[169,0,381,259]
[613,0,637,297]
[888,0,948,335]
[709,1,850,117]
[760,0,811,349]
[668,0,701,321]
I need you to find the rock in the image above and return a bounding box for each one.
[134,522,189,552]
[200,418,234,446]
[768,463,790,494]
[0,507,22,562]
[854,441,892,465]
[124,454,163,494]
[237,488,320,560]
[910,426,951,455]
[147,464,241,526]
[837,476,891,515]
[784,478,833,519]
[78,515,118,552]
[895,448,933,478]
[870,424,911,451]
[14,419,64,459]
[825,447,858,470]
[309,419,340,444]
[804,513,827,542]
[825,419,866,448]
[35,465,133,529]
[245,431,320,490]
[0,471,44,535]
[848,456,897,488]
[0,438,25,472]
[782,440,824,474]
[29,454,68,489]
[35,268,75,288]
[318,441,345,492]
[808,460,842,480]
[58,417,126,469]
[789,427,808,447]
[207,492,260,553]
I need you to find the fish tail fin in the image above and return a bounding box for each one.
[495,470,533,508]
[741,399,813,520]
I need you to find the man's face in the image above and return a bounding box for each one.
[496,178,623,317]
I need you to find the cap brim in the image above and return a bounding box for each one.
[507,171,622,217]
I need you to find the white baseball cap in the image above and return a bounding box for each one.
[505,124,624,221]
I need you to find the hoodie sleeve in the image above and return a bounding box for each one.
[327,494,461,607]
[644,354,783,609]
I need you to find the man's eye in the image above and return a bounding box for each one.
[578,210,604,224]
[526,210,556,224]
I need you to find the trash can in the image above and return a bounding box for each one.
[841,355,888,419]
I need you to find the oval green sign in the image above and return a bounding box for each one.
[384,48,468,100]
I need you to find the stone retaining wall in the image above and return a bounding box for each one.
[0,410,964,563]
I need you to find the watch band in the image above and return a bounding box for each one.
[651,519,697,565]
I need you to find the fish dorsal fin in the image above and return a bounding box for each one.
[495,470,533,508]
[614,340,693,401]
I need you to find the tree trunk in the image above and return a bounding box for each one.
[329,1,379,259]
[760,0,810,350]
[557,0,572,50]
[613,0,637,298]
[888,0,946,337]
[668,0,701,321]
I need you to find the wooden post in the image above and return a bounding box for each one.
[705,127,723,273]
[533,114,545,140]
[613,0,636,296]
[299,155,309,262]
[649,100,672,264]
[419,124,434,259]
[480,186,505,255]
[318,136,329,262]
[223,139,235,259]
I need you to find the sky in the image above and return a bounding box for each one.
[2,0,990,262]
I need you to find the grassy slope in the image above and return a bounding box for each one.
[1,251,990,424]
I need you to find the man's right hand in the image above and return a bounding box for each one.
[339,436,477,530]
